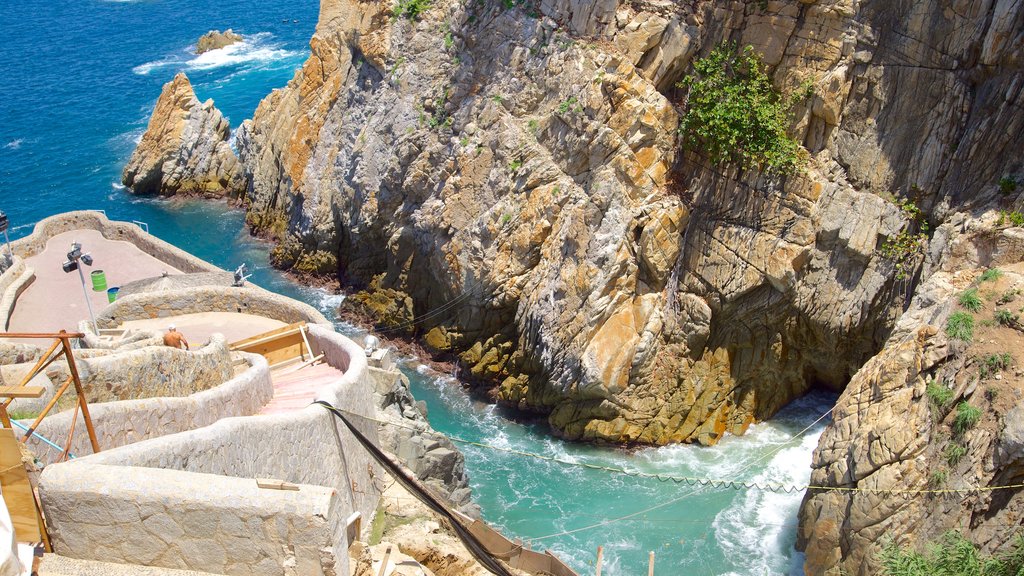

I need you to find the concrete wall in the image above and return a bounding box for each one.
[10,211,220,275]
[21,353,272,466]
[39,327,382,576]
[95,286,331,329]
[73,335,232,404]
[41,464,339,575]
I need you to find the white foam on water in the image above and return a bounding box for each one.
[4,139,23,150]
[314,291,344,312]
[710,410,830,575]
[132,33,300,76]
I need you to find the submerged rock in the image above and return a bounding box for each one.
[195,29,242,54]
[122,72,246,198]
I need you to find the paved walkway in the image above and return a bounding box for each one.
[119,312,286,348]
[8,229,181,336]
[260,362,342,415]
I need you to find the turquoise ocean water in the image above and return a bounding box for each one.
[0,2,836,574]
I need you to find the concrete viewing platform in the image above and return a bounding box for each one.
[8,228,182,335]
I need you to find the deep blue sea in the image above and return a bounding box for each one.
[0,2,835,574]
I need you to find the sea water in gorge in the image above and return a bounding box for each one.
[0,2,836,574]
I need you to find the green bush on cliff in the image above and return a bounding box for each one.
[959,288,983,313]
[393,0,430,20]
[946,312,974,342]
[881,531,1024,576]
[952,402,981,438]
[926,379,953,411]
[676,42,807,173]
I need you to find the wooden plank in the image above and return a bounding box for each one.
[256,478,300,491]
[0,428,42,543]
[0,387,44,399]
[262,342,306,367]
[228,322,306,350]
[0,332,84,339]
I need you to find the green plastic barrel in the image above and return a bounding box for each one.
[107,287,119,303]
[91,270,107,292]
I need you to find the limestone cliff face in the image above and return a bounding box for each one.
[236,0,1023,449]
[123,73,246,198]
[798,216,1024,575]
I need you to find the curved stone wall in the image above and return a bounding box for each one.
[10,211,220,274]
[21,352,273,466]
[95,286,331,328]
[40,327,380,576]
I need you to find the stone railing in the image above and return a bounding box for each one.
[9,211,220,274]
[39,326,381,576]
[21,352,272,466]
[68,335,233,405]
[94,285,331,329]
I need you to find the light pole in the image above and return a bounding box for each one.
[0,211,12,262]
[62,242,98,334]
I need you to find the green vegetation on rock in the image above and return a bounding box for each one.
[676,42,807,172]
[926,379,953,411]
[881,531,1024,576]
[393,0,430,20]
[944,443,966,466]
[877,198,929,281]
[959,288,983,313]
[946,311,975,342]
[980,268,1003,283]
[952,402,981,438]
[998,176,1018,195]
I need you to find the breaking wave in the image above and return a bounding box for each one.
[132,32,300,76]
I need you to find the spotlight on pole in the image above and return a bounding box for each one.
[0,210,12,262]
[62,241,98,334]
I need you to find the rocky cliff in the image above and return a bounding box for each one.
[124,0,1024,570]
[122,73,246,198]
[798,215,1024,575]
[235,0,1023,449]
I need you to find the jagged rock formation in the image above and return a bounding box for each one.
[798,216,1024,575]
[235,0,1023,449]
[122,73,245,198]
[195,29,243,54]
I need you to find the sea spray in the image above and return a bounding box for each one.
[132,32,300,76]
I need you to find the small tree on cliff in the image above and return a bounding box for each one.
[676,42,808,173]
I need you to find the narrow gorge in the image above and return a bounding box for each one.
[122,0,1024,573]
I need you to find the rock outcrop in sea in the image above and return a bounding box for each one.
[122,72,246,198]
[195,29,243,54]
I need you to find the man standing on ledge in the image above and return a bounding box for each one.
[164,324,189,350]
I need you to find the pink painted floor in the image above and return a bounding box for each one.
[8,229,181,336]
[259,362,343,415]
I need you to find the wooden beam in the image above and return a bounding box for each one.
[0,387,45,399]
[0,332,84,339]
[256,478,300,491]
[0,429,43,543]
[60,337,99,454]
[228,322,306,350]
[649,551,654,576]
[595,546,603,576]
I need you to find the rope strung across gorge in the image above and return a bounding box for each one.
[334,406,1024,497]
[314,400,516,576]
